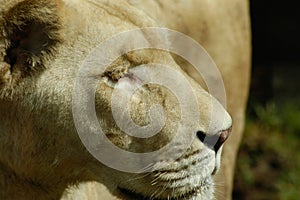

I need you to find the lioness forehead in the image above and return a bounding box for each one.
[0,0,163,98]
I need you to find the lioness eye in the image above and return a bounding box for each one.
[103,76,117,88]
[102,65,129,87]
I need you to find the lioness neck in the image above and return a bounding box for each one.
[0,162,67,200]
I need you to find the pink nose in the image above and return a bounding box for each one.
[196,126,232,152]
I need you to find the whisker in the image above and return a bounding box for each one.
[150,187,160,200]
[123,172,151,184]
[154,178,170,198]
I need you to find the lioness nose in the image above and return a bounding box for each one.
[196,126,232,152]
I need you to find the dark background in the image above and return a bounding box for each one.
[249,0,300,105]
[233,1,300,199]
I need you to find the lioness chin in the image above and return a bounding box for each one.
[0,0,237,200]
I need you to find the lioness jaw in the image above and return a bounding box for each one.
[0,0,251,200]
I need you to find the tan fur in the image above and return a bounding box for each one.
[0,0,250,200]
[133,1,252,199]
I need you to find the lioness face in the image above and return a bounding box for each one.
[0,0,232,199]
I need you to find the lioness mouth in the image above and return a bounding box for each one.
[118,186,204,200]
[118,175,213,200]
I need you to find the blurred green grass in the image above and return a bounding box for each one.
[233,100,300,200]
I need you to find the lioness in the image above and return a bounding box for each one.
[0,0,251,200]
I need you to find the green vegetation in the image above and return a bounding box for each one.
[233,101,300,200]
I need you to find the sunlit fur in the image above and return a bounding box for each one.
[0,1,250,200]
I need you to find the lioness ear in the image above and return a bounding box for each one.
[0,0,62,87]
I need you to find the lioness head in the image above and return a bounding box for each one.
[0,0,232,199]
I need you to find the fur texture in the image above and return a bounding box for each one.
[0,0,251,200]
